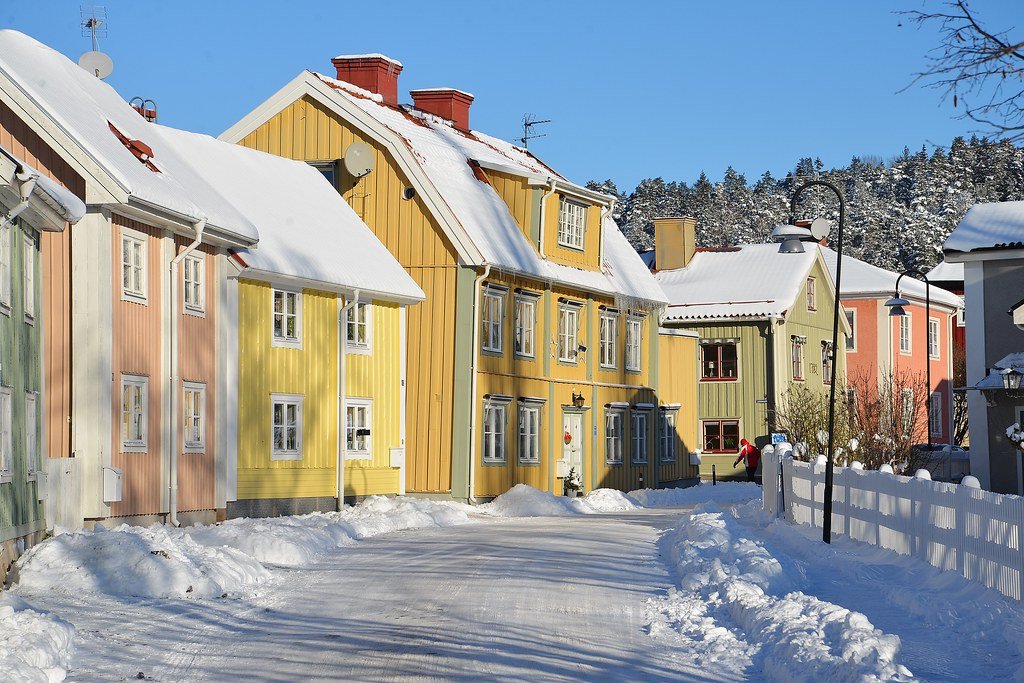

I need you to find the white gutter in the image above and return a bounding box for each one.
[537,179,556,259]
[168,218,206,527]
[467,264,491,503]
[337,289,359,511]
[0,170,39,231]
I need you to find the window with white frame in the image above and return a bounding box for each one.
[121,230,147,302]
[631,410,649,464]
[23,234,34,322]
[514,295,536,358]
[25,391,39,474]
[956,307,965,327]
[0,387,10,478]
[558,302,580,363]
[0,221,10,310]
[821,341,834,385]
[899,312,911,354]
[928,317,940,359]
[557,197,586,249]
[272,289,301,347]
[806,277,816,311]
[346,398,372,458]
[929,391,942,438]
[183,382,205,452]
[791,338,805,381]
[347,301,372,352]
[518,402,541,464]
[659,409,678,462]
[271,394,302,459]
[481,287,504,353]
[482,397,509,463]
[845,309,856,351]
[183,254,204,313]
[599,310,618,369]
[625,316,643,371]
[605,408,625,464]
[121,375,148,452]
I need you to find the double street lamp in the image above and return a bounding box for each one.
[884,270,933,452]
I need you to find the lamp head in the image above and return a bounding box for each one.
[884,294,910,317]
[1002,367,1023,390]
[771,223,812,254]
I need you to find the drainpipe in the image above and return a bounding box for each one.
[599,197,614,270]
[0,170,39,231]
[537,179,556,258]
[168,218,206,527]
[467,264,491,503]
[337,289,359,511]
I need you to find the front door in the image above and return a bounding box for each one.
[562,412,584,491]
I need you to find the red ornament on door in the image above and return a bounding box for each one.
[564,432,572,445]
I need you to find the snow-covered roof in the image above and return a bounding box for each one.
[0,143,86,226]
[944,201,1024,255]
[0,30,256,244]
[156,127,423,301]
[657,244,821,321]
[925,260,964,284]
[819,248,962,311]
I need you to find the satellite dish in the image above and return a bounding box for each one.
[810,217,831,241]
[78,51,114,79]
[343,141,374,178]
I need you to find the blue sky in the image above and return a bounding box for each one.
[3,1,1020,192]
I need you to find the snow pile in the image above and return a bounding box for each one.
[16,523,271,599]
[649,501,914,682]
[188,496,475,567]
[629,481,760,508]
[481,485,643,517]
[0,594,74,682]
[574,488,641,513]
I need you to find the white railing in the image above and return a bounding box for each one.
[762,446,1024,601]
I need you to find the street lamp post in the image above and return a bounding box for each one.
[770,180,845,545]
[884,270,933,452]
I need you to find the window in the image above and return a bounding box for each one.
[625,316,643,372]
[518,403,541,464]
[901,388,914,434]
[121,230,147,302]
[272,289,301,347]
[806,277,816,311]
[956,307,965,328]
[346,398,372,458]
[121,375,148,452]
[25,392,39,475]
[599,311,618,369]
[631,410,649,464]
[271,394,303,460]
[659,410,677,463]
[899,313,911,354]
[557,197,586,249]
[310,161,337,189]
[482,399,508,463]
[558,303,580,363]
[183,382,205,452]
[605,408,625,464]
[0,220,10,311]
[347,301,372,353]
[845,309,856,351]
[183,254,204,314]
[821,342,833,385]
[703,419,740,453]
[929,391,942,438]
[514,295,536,358]
[481,288,504,353]
[0,387,10,479]
[23,235,34,322]
[791,338,805,381]
[928,317,940,359]
[701,343,738,380]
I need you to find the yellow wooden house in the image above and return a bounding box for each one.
[223,54,698,499]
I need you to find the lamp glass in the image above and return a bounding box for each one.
[778,238,805,254]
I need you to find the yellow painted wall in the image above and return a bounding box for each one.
[657,332,700,484]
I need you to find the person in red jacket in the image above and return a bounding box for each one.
[733,439,761,482]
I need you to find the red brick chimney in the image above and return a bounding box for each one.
[410,88,474,132]
[331,54,403,105]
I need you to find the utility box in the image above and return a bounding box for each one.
[555,459,569,478]
[690,450,702,466]
[34,471,47,502]
[103,466,123,503]
[389,447,405,469]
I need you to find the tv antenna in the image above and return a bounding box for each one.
[518,114,550,148]
[78,6,113,79]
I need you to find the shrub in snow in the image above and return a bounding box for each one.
[1006,423,1024,452]
[0,593,75,682]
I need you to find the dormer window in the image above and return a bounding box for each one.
[557,197,586,250]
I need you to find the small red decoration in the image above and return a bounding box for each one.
[564,432,572,445]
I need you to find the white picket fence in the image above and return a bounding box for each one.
[762,446,1024,601]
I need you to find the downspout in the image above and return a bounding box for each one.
[337,289,359,511]
[468,264,491,503]
[0,170,39,231]
[599,198,614,269]
[537,179,556,258]
[168,218,206,527]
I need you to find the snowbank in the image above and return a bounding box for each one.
[575,488,641,513]
[481,485,642,517]
[0,593,75,682]
[16,524,271,599]
[629,481,760,507]
[649,501,914,682]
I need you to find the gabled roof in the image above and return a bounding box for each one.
[155,127,424,302]
[925,260,964,285]
[819,247,962,311]
[221,70,666,306]
[944,201,1024,256]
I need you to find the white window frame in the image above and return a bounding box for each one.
[346,301,373,354]
[182,382,206,453]
[630,409,649,464]
[23,233,34,323]
[956,307,965,328]
[270,393,303,460]
[558,303,581,364]
[120,374,148,453]
[0,220,10,313]
[25,391,40,477]
[481,287,505,354]
[928,317,940,359]
[929,391,942,438]
[0,387,11,482]
[845,308,856,351]
[183,253,205,315]
[806,277,816,311]
[821,341,833,386]
[271,288,302,348]
[120,227,148,304]
[791,338,805,381]
[625,316,643,372]
[345,397,373,459]
[605,408,625,464]
[482,398,510,464]
[659,409,678,463]
[557,197,587,250]
[899,312,912,354]
[518,403,541,464]
[599,311,618,369]
[514,294,537,359]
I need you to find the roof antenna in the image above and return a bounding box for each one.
[518,114,550,149]
[78,5,113,79]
